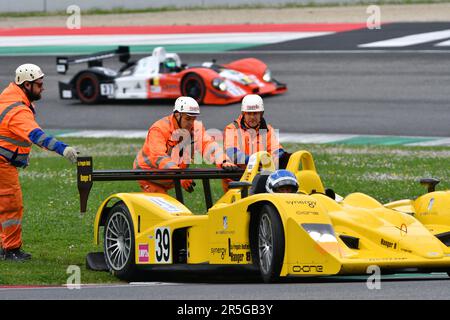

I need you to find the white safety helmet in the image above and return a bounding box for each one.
[241,94,264,112]
[173,96,201,116]
[15,63,44,85]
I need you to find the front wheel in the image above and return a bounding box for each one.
[181,73,206,104]
[252,204,285,283]
[104,203,136,280]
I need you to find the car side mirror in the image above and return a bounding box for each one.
[419,178,440,193]
[228,181,252,198]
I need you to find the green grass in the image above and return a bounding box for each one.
[1,0,449,18]
[1,137,450,285]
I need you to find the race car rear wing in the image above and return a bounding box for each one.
[77,156,244,214]
[56,46,130,74]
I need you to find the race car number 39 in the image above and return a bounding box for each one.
[155,227,171,263]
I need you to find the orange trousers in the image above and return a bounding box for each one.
[0,162,23,250]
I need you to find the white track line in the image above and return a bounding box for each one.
[359,29,450,48]
[2,32,332,47]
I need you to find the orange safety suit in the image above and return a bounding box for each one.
[0,83,69,251]
[134,114,227,193]
[0,83,42,250]
[222,114,285,191]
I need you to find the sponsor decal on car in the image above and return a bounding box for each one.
[427,198,435,212]
[138,243,149,263]
[141,195,184,213]
[223,216,228,230]
[380,238,397,249]
[210,247,227,259]
[368,257,407,262]
[286,199,317,208]
[228,238,251,263]
[292,265,324,273]
[296,210,319,215]
[395,223,408,236]
[150,86,161,93]
[224,80,246,97]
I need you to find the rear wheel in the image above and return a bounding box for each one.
[181,73,206,104]
[75,72,101,104]
[251,204,285,283]
[104,203,136,280]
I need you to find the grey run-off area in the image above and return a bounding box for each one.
[0,0,426,13]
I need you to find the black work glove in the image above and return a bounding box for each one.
[222,161,239,172]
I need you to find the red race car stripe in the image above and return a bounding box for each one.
[0,23,367,36]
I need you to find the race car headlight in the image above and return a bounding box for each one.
[263,69,272,82]
[212,78,227,91]
[302,223,338,243]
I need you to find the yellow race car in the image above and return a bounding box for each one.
[385,178,450,252]
[77,151,450,282]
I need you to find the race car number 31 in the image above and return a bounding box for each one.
[100,83,114,96]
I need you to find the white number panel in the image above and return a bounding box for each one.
[100,83,115,96]
[154,227,171,263]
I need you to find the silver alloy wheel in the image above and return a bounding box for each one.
[105,211,132,271]
[258,213,273,275]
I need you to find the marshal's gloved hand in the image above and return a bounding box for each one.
[63,146,79,164]
[181,179,195,193]
[222,161,239,172]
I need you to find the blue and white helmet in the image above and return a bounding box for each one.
[265,169,299,193]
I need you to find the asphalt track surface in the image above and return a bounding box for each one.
[1,23,450,300]
[0,272,449,300]
[0,52,448,137]
[1,32,450,136]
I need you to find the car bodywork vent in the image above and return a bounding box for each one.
[435,231,450,246]
[339,235,360,249]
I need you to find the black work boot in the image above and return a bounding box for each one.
[4,248,32,262]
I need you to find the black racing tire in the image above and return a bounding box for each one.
[75,72,101,104]
[181,73,206,104]
[103,203,137,281]
[251,204,285,283]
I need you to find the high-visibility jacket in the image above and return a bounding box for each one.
[134,114,227,188]
[224,114,285,167]
[0,83,68,168]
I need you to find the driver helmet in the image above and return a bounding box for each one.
[265,169,298,193]
[165,57,177,69]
